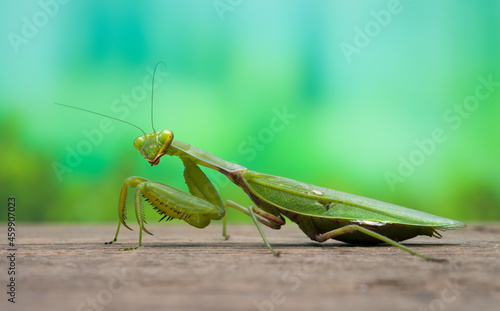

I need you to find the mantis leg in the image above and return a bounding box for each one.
[181,157,229,239]
[104,221,121,245]
[120,184,152,251]
[222,212,228,240]
[106,176,225,250]
[225,200,281,257]
[225,200,284,229]
[315,225,446,262]
[105,176,149,246]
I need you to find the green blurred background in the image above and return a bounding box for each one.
[1,0,499,224]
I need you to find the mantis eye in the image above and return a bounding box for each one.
[134,136,145,153]
[159,130,173,146]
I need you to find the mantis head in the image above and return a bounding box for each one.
[134,130,174,166]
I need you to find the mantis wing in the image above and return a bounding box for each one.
[241,171,465,230]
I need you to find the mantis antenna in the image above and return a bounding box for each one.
[150,61,167,133]
[56,61,168,136]
[54,102,147,136]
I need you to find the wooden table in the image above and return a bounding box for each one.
[1,223,499,311]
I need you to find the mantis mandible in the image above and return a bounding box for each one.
[58,62,466,262]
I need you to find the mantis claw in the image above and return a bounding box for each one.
[142,225,153,236]
[120,244,141,251]
[123,223,133,231]
[424,256,448,263]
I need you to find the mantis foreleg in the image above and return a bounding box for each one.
[105,176,225,250]
[105,176,150,246]
[181,157,229,239]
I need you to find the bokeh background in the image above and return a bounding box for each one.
[1,0,499,224]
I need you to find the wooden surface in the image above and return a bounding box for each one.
[1,223,499,311]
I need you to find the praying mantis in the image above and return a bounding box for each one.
[58,63,465,262]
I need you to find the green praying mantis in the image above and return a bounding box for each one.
[58,63,466,262]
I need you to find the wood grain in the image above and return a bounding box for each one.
[1,223,499,311]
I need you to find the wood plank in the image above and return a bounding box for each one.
[1,223,499,311]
